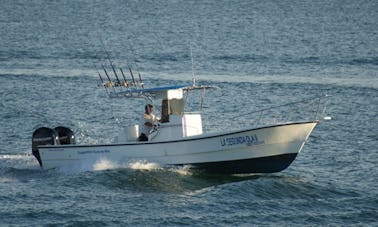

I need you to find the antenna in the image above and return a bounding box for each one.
[190,44,196,86]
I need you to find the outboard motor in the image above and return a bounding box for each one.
[32,127,58,167]
[54,126,76,145]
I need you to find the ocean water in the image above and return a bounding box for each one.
[1,0,377,226]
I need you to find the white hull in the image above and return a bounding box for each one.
[37,121,317,174]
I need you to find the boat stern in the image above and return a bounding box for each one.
[32,126,76,168]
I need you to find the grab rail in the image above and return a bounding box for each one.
[256,94,330,126]
[228,95,331,128]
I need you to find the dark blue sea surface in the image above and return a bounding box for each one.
[1,0,377,226]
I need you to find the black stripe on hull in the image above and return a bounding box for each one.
[183,153,298,174]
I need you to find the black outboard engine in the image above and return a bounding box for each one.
[54,126,76,145]
[32,127,58,167]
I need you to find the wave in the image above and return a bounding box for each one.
[0,153,45,183]
[0,153,39,169]
[142,52,189,63]
[209,53,378,67]
[286,56,378,66]
[0,49,97,61]
[92,159,163,172]
[349,57,378,66]
[212,54,269,62]
[145,71,378,89]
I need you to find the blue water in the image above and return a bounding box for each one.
[1,0,377,225]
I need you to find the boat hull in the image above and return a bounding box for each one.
[37,121,317,174]
[188,153,298,174]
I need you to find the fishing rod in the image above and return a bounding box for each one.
[116,36,143,88]
[78,27,115,93]
[109,47,130,88]
[124,57,137,87]
[126,52,143,88]
[128,61,143,88]
[93,60,109,95]
[137,70,144,88]
[99,37,122,87]
[95,53,116,94]
[118,67,129,87]
[128,59,144,88]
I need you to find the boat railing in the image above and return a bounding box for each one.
[253,94,331,127]
[222,95,331,129]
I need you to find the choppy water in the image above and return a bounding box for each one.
[1,0,377,226]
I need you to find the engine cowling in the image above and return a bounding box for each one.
[32,126,76,167]
[54,126,76,145]
[32,127,58,167]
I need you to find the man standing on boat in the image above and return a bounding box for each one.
[138,104,158,141]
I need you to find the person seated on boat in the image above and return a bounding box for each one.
[138,104,159,141]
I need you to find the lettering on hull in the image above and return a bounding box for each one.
[77,149,110,155]
[220,134,264,147]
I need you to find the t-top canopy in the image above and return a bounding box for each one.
[108,84,219,98]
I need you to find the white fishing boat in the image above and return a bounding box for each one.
[32,77,330,174]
